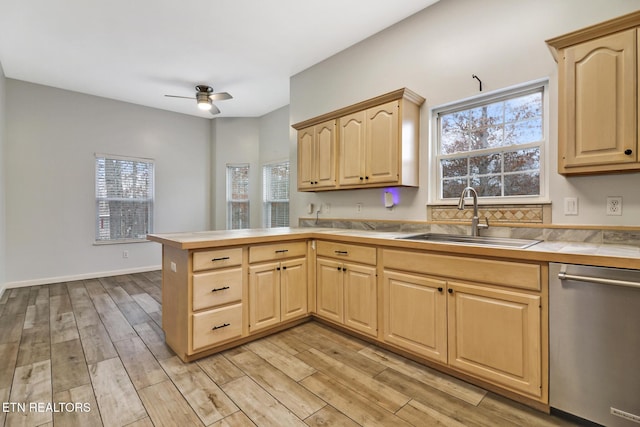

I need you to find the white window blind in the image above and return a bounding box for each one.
[263,161,289,228]
[435,83,546,201]
[226,164,250,229]
[95,154,154,242]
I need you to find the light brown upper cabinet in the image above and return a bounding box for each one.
[547,11,640,175]
[297,119,337,190]
[293,88,425,191]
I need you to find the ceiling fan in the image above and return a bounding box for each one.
[165,85,232,115]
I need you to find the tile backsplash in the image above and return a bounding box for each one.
[298,218,640,247]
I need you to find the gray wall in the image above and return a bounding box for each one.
[0,62,6,288]
[290,0,640,226]
[5,80,212,286]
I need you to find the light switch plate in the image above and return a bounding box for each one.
[564,197,578,215]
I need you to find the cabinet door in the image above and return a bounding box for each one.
[383,270,447,363]
[366,100,399,184]
[297,126,315,190]
[315,120,337,189]
[338,110,366,186]
[561,29,637,170]
[249,262,281,332]
[343,262,377,337]
[280,258,307,322]
[447,281,541,397]
[316,257,343,323]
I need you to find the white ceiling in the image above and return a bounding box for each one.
[0,0,439,118]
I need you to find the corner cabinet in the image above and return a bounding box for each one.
[293,88,425,191]
[547,11,640,174]
[315,241,378,337]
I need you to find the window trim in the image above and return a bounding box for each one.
[262,160,290,228]
[94,153,154,245]
[429,79,550,205]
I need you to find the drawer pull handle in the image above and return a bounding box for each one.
[212,323,230,331]
[275,249,289,253]
[212,256,230,262]
[334,250,348,255]
[211,286,230,292]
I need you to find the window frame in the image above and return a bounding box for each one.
[95,153,154,244]
[262,160,290,228]
[226,163,251,230]
[430,80,549,205]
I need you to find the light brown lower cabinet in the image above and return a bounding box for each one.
[447,281,541,397]
[382,270,447,363]
[316,257,377,337]
[381,248,545,402]
[249,257,307,333]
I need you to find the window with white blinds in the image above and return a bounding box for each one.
[263,161,289,228]
[95,154,154,243]
[226,164,250,229]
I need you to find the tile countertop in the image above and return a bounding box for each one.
[147,227,640,271]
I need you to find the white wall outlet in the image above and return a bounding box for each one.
[122,250,129,259]
[563,197,578,215]
[306,203,314,215]
[606,196,623,216]
[356,202,363,213]
[323,203,331,214]
[170,261,177,272]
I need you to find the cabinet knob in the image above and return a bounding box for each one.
[437,287,443,292]
[282,266,287,270]
[276,267,281,271]
[337,266,342,271]
[359,177,364,181]
[448,288,453,294]
[365,176,369,180]
[625,149,633,155]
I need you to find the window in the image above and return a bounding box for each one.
[435,83,546,201]
[263,161,290,228]
[226,164,250,229]
[95,154,154,243]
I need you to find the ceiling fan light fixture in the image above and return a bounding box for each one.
[196,93,212,110]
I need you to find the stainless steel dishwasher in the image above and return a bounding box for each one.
[549,263,640,426]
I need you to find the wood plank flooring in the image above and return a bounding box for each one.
[0,271,579,427]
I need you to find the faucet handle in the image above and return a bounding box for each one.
[478,217,490,230]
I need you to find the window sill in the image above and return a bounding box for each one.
[93,239,153,246]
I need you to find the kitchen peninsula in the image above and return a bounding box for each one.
[148,226,640,411]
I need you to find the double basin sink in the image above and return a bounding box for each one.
[397,233,541,249]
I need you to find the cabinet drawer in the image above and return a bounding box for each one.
[192,304,242,351]
[316,241,376,265]
[249,241,307,263]
[383,249,540,291]
[193,248,242,272]
[192,268,242,311]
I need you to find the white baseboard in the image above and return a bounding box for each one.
[1,265,162,293]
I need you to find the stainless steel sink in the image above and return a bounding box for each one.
[397,233,541,249]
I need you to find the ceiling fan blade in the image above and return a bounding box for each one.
[209,92,232,101]
[164,95,195,100]
[209,104,221,115]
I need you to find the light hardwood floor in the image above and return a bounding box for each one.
[0,271,579,427]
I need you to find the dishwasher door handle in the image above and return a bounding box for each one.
[558,268,640,290]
